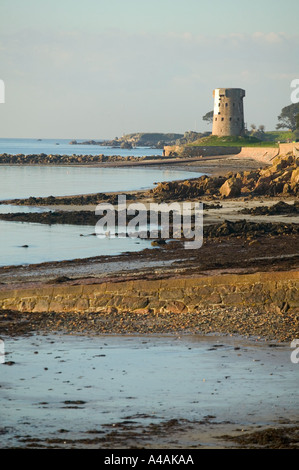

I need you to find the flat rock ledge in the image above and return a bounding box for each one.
[0,270,298,342]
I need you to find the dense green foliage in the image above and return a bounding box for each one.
[276,103,299,131]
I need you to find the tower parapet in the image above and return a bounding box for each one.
[212,88,245,137]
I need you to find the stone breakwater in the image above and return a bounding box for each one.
[0,271,298,340]
[0,153,201,166]
[0,153,159,164]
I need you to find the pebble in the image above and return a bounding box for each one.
[0,305,298,343]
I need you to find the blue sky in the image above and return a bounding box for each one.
[0,0,298,138]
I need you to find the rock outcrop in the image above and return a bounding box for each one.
[71,133,185,149]
[219,177,242,198]
[151,153,299,200]
[0,271,298,342]
[240,201,299,216]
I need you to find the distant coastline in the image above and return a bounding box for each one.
[69,132,185,149]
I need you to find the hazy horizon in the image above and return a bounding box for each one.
[1,0,298,139]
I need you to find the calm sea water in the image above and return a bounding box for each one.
[0,147,201,266]
[0,220,152,266]
[0,165,199,200]
[0,138,163,157]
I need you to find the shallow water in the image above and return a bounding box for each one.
[0,165,200,201]
[0,333,297,448]
[0,205,49,214]
[0,219,152,266]
[0,164,200,266]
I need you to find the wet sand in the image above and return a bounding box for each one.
[1,333,298,449]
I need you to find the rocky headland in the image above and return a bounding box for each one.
[70,132,186,149]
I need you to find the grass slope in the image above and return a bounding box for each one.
[187,135,279,148]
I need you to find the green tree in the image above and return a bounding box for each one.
[294,113,299,140]
[276,103,299,131]
[202,110,214,125]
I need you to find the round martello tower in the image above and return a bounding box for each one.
[212,88,246,137]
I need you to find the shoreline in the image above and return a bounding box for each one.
[0,153,268,176]
[1,267,298,343]
[0,152,298,345]
[0,152,298,450]
[0,153,298,342]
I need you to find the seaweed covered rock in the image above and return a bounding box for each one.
[204,220,299,238]
[240,201,299,216]
[151,153,298,200]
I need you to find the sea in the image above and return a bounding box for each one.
[0,138,164,157]
[0,138,200,266]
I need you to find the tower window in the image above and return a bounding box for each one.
[221,117,224,121]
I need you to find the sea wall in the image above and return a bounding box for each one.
[164,143,299,162]
[0,271,298,315]
[279,143,299,157]
[236,147,279,163]
[163,145,241,157]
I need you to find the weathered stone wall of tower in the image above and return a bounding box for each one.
[212,88,246,137]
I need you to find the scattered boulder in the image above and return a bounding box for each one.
[291,167,299,190]
[219,177,242,198]
[151,152,298,200]
[151,239,166,247]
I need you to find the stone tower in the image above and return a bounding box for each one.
[212,88,246,137]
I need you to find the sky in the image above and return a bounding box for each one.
[0,0,298,139]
